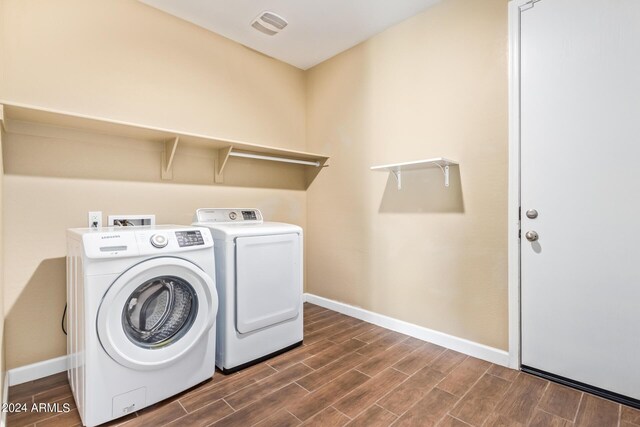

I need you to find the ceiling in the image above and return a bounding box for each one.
[138,0,440,70]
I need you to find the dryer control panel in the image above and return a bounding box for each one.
[194,208,263,224]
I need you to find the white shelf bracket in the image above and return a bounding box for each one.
[161,136,179,180]
[392,170,402,190]
[434,163,450,187]
[215,146,233,183]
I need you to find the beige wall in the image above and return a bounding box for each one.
[0,0,307,369]
[305,0,509,349]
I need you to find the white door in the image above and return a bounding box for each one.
[235,234,301,334]
[519,0,640,401]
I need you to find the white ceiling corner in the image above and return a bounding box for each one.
[138,0,440,69]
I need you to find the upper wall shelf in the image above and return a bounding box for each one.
[371,157,458,189]
[0,101,329,184]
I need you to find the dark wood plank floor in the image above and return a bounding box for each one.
[7,303,640,426]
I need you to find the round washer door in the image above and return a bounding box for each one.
[97,257,217,370]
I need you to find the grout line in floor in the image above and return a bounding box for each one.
[531,379,550,419]
[220,397,236,413]
[352,369,371,378]
[286,409,303,424]
[433,361,493,425]
[573,392,585,424]
[294,381,313,394]
[450,414,474,426]
[330,405,352,420]
[176,399,189,414]
[299,362,313,370]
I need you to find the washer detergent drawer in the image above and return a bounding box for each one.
[235,233,301,334]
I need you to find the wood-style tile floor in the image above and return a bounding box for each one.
[7,303,640,427]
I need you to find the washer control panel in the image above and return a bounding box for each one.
[150,234,168,248]
[194,208,263,224]
[175,230,205,247]
[81,226,212,258]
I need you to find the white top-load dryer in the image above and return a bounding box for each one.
[67,225,218,426]
[193,208,303,373]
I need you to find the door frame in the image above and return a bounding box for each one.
[507,0,538,369]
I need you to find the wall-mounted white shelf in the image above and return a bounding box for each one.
[0,101,329,185]
[371,158,458,189]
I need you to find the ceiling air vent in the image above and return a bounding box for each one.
[251,11,288,36]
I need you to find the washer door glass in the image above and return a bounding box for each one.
[123,276,198,349]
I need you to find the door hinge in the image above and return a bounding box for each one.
[521,0,542,12]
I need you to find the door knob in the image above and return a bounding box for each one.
[526,209,538,219]
[525,231,539,242]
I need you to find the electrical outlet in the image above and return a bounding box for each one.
[88,211,102,228]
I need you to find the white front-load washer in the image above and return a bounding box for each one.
[66,225,218,427]
[193,208,303,373]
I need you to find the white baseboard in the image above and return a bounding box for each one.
[7,355,68,386]
[304,293,511,367]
